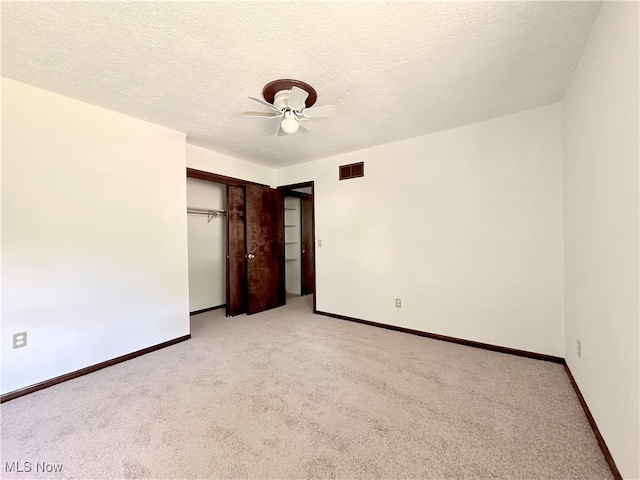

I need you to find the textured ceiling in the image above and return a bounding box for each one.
[2,2,601,167]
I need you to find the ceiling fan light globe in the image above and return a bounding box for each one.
[280,117,299,134]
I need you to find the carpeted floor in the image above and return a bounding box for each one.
[1,295,612,479]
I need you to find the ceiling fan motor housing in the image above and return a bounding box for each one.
[262,79,318,108]
[273,90,293,110]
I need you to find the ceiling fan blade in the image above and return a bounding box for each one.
[298,119,321,132]
[288,86,309,112]
[248,96,281,113]
[302,104,336,118]
[243,111,280,118]
[267,118,282,136]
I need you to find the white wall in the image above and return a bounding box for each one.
[1,78,190,394]
[186,143,275,187]
[276,103,565,357]
[187,178,226,312]
[562,2,639,478]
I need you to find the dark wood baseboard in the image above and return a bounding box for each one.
[190,304,225,316]
[0,334,191,404]
[315,310,564,363]
[563,364,622,480]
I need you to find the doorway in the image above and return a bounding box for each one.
[279,182,316,312]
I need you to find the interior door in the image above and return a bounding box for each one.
[226,185,246,317]
[300,197,315,296]
[245,184,285,314]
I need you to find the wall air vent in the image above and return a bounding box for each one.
[339,162,364,181]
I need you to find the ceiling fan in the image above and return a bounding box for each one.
[243,79,336,135]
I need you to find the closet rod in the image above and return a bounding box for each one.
[187,207,226,223]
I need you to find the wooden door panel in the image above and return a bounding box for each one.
[301,197,315,296]
[245,184,285,314]
[226,185,246,317]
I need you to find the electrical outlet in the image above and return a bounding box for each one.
[576,339,581,358]
[395,298,401,308]
[13,332,27,349]
[318,239,322,247]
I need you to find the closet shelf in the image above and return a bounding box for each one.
[284,207,296,211]
[285,241,297,244]
[284,224,298,227]
[285,258,298,261]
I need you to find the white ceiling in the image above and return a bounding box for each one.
[2,2,601,167]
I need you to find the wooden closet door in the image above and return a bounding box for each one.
[300,197,315,296]
[226,185,246,317]
[245,184,285,314]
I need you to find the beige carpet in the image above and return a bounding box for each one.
[1,296,612,479]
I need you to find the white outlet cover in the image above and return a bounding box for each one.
[13,332,27,349]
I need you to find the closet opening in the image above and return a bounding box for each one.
[186,168,286,318]
[186,177,227,316]
[278,181,316,312]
